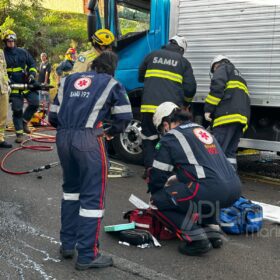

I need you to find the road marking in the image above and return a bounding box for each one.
[253,201,280,223]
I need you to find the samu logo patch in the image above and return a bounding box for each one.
[74,77,92,90]
[193,128,213,145]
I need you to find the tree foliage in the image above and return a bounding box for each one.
[0,0,88,63]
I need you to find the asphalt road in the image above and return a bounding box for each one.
[0,131,280,280]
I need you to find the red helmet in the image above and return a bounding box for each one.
[65,48,77,61]
[66,48,76,55]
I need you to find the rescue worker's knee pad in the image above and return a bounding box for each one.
[13,110,23,118]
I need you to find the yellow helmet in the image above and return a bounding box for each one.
[2,29,17,41]
[92,29,115,46]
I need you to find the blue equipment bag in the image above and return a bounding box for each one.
[220,197,263,234]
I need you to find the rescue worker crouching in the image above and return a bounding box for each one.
[149,102,242,256]
[49,51,133,270]
[138,35,197,179]
[3,30,39,143]
[72,28,115,73]
[204,55,251,169]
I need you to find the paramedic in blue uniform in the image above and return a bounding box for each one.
[49,51,133,270]
[149,102,241,256]
[204,55,250,169]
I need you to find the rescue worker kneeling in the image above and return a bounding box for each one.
[49,51,133,270]
[149,102,241,256]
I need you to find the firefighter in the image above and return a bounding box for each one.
[49,51,133,270]
[149,102,241,256]
[3,30,39,143]
[138,35,197,179]
[0,46,12,148]
[204,55,251,169]
[56,48,77,84]
[72,29,115,73]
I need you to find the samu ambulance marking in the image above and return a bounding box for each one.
[153,57,178,66]
[70,91,90,98]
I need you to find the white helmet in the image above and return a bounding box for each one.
[210,55,230,73]
[169,35,188,52]
[153,102,179,129]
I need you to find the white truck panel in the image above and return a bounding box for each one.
[170,0,280,106]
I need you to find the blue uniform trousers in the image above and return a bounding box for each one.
[151,177,241,241]
[56,128,108,264]
[141,113,159,168]
[10,91,39,133]
[212,123,243,169]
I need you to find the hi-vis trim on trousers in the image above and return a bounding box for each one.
[145,69,183,84]
[213,114,248,132]
[79,208,105,218]
[168,129,206,179]
[63,192,80,200]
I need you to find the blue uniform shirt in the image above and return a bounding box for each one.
[148,121,238,194]
[49,71,132,136]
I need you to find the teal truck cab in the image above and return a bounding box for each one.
[88,0,280,164]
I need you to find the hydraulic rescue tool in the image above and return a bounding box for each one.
[10,83,54,91]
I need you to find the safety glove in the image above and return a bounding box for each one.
[204,112,212,122]
[28,75,36,84]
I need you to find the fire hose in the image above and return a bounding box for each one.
[1,83,133,178]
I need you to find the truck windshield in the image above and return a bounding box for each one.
[117,0,150,38]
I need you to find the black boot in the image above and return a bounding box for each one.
[75,254,113,270]
[15,134,24,143]
[23,121,31,134]
[203,224,224,249]
[0,141,12,148]
[59,246,75,259]
[178,239,212,256]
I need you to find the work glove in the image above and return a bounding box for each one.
[28,75,36,84]
[204,112,212,122]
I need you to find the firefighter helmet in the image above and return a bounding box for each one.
[92,29,115,46]
[169,35,188,52]
[210,55,230,73]
[65,48,77,61]
[2,29,17,41]
[153,102,179,129]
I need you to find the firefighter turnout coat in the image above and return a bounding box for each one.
[72,48,100,73]
[0,49,10,142]
[139,44,197,113]
[4,46,37,93]
[204,62,251,132]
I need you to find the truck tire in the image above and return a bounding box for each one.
[112,119,143,165]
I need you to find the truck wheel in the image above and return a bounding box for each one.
[112,119,143,165]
